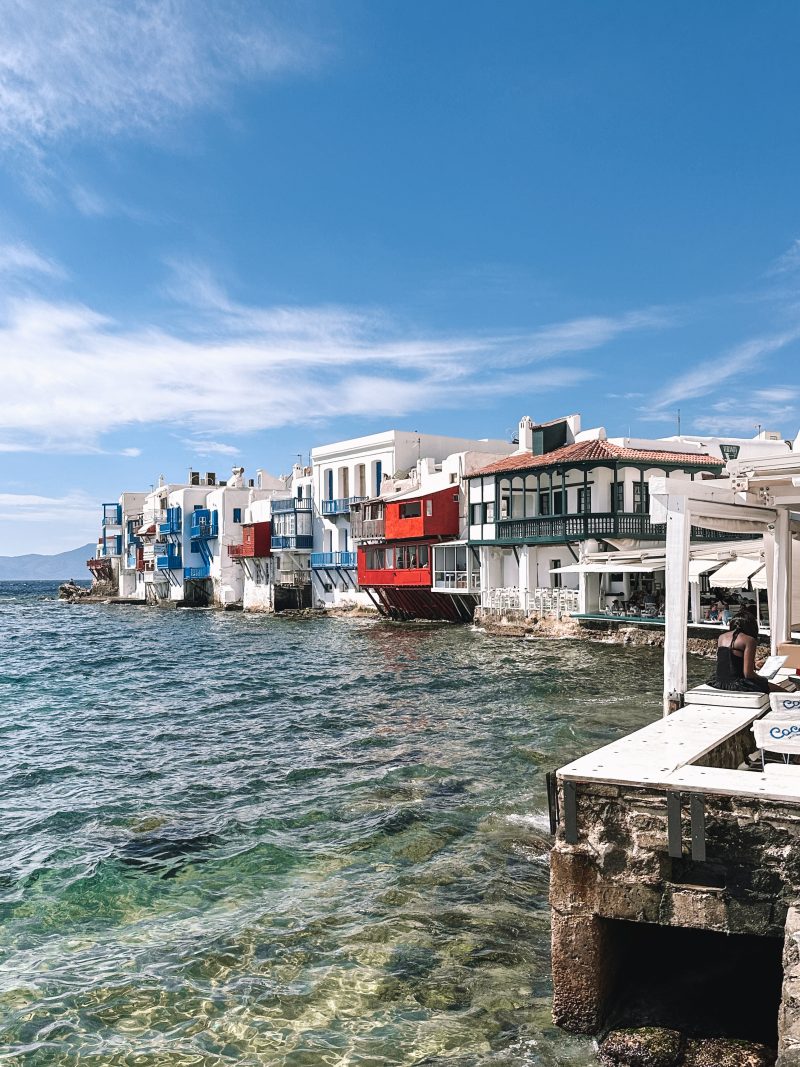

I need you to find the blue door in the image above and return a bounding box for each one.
[326,470,334,500]
[375,461,382,496]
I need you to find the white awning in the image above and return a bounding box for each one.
[688,559,724,581]
[550,562,665,574]
[749,565,768,590]
[707,557,763,588]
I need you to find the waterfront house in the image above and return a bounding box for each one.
[467,414,791,617]
[88,492,147,597]
[310,430,513,610]
[352,448,511,620]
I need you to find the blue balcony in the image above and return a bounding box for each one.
[101,535,122,557]
[271,535,314,550]
[310,551,357,568]
[158,506,182,536]
[271,497,312,513]
[321,496,366,516]
[189,509,218,539]
[184,565,210,580]
[102,503,122,526]
[155,545,182,570]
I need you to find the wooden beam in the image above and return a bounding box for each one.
[771,508,793,653]
[663,493,691,716]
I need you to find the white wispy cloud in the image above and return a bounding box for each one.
[0,241,64,278]
[0,274,665,452]
[181,438,241,457]
[0,0,322,153]
[0,490,100,554]
[647,329,800,412]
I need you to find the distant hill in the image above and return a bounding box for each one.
[0,544,96,581]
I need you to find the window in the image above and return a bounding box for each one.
[427,499,434,516]
[633,482,650,514]
[399,501,421,519]
[612,482,625,512]
[471,502,482,525]
[485,501,495,522]
[539,491,550,516]
[233,507,242,523]
[499,478,511,519]
[551,559,562,588]
[375,460,383,495]
[326,469,334,500]
[577,487,592,514]
[552,490,564,515]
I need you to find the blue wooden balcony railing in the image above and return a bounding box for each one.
[189,509,218,539]
[158,506,182,536]
[102,503,122,526]
[271,497,313,513]
[100,535,122,557]
[321,496,366,516]
[310,551,357,568]
[271,535,314,550]
[184,564,210,580]
[155,546,182,570]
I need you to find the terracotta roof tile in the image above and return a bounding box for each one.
[470,439,723,476]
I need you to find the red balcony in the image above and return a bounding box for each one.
[228,520,271,559]
[384,487,460,541]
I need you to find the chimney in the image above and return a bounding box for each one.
[517,416,534,453]
[206,471,216,486]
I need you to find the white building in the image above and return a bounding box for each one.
[310,430,513,610]
[88,491,147,597]
[467,415,792,617]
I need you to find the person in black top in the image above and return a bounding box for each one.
[708,609,784,693]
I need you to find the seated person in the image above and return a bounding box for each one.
[708,609,784,694]
[610,598,622,613]
[707,604,719,622]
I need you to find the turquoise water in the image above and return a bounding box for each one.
[0,583,682,1066]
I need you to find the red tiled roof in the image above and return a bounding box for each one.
[470,439,723,476]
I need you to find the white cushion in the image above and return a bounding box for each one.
[684,684,769,710]
[763,762,800,778]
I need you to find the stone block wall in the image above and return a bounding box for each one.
[551,778,800,1037]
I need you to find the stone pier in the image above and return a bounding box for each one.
[550,701,800,1064]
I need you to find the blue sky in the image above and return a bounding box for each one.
[1,0,799,554]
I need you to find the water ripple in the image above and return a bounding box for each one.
[0,582,709,1065]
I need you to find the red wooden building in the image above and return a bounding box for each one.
[228,521,272,559]
[355,487,467,621]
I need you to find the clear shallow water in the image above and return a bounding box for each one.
[0,583,697,1066]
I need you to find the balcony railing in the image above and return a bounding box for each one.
[350,516,385,541]
[189,510,218,539]
[322,496,366,516]
[102,504,122,526]
[155,550,182,571]
[100,536,122,557]
[271,535,314,550]
[271,497,312,513]
[310,551,357,568]
[184,565,210,580]
[495,512,750,543]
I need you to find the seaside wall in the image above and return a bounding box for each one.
[550,770,800,1058]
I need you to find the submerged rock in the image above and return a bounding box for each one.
[680,1038,775,1067]
[598,1027,683,1067]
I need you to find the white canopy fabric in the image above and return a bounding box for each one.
[550,562,665,574]
[750,565,768,590]
[708,557,763,588]
[688,559,724,581]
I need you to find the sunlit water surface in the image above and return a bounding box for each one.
[0,583,706,1066]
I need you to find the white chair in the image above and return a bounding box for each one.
[752,695,800,767]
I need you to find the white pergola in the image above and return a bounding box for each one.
[651,454,800,715]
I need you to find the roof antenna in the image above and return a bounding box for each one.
[677,408,681,437]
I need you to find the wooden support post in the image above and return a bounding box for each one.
[690,581,701,625]
[771,509,792,654]
[663,494,691,716]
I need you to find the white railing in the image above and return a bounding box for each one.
[479,586,579,619]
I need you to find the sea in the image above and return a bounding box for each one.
[0,581,705,1066]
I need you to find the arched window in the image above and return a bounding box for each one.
[499,478,511,519]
